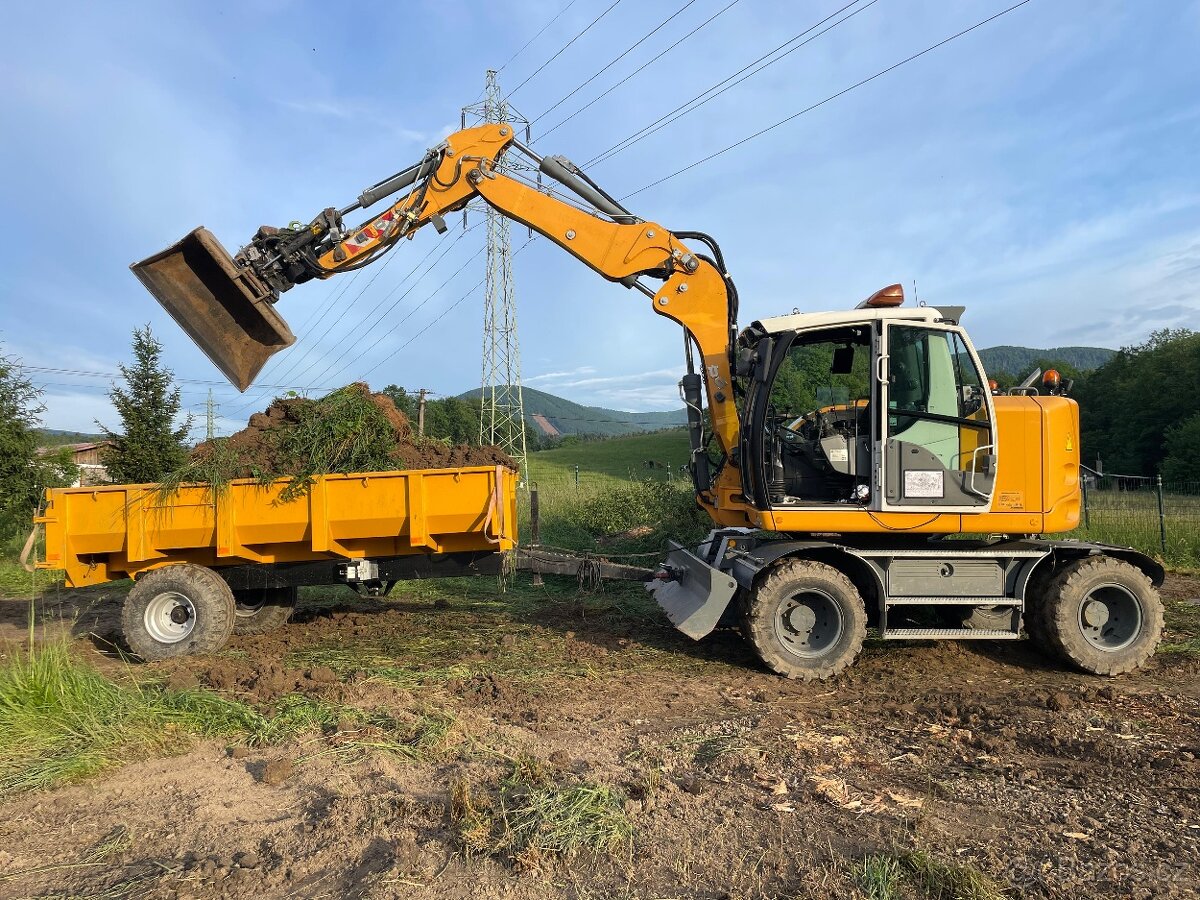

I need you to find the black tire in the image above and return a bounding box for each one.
[1022,562,1057,654]
[1042,557,1163,676]
[742,559,867,681]
[122,564,236,662]
[232,586,298,635]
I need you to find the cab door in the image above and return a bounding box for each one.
[878,322,997,511]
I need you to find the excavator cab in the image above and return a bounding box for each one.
[130,227,295,391]
[742,305,997,514]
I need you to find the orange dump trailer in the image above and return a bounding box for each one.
[36,465,518,660]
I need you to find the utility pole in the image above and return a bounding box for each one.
[463,70,530,480]
[205,388,216,441]
[417,389,427,438]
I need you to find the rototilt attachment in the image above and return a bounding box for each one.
[130,227,295,392]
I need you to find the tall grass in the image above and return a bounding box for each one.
[0,643,256,795]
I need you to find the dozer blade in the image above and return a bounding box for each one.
[646,541,738,640]
[130,227,295,392]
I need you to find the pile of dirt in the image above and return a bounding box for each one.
[188,383,515,488]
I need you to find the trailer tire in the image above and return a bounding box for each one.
[743,559,866,681]
[232,587,298,635]
[1042,557,1163,676]
[122,564,236,662]
[956,605,1017,631]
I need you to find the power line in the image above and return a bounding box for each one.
[585,0,879,168]
[498,0,583,72]
[530,0,700,126]
[288,230,478,392]
[358,236,536,382]
[227,226,477,417]
[309,246,488,389]
[621,0,1038,200]
[536,0,743,141]
[507,0,626,97]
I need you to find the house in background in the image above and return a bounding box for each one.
[38,441,114,487]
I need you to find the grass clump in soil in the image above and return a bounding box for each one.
[855,850,1007,900]
[452,760,631,867]
[0,641,454,796]
[0,642,257,796]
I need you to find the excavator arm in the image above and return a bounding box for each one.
[131,123,746,513]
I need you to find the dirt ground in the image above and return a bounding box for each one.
[1,572,1198,900]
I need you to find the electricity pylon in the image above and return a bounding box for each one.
[463,70,530,479]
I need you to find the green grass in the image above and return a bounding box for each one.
[0,642,257,795]
[0,641,454,797]
[528,428,689,485]
[855,850,1006,900]
[1072,487,1200,567]
[452,764,632,865]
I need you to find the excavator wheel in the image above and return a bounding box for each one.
[1040,557,1163,676]
[232,586,298,635]
[1021,562,1058,654]
[742,559,866,681]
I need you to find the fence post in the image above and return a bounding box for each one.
[529,482,542,587]
[1080,474,1090,529]
[1156,474,1168,558]
[666,462,672,483]
[574,464,579,489]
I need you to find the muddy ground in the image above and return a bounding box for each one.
[1,572,1198,900]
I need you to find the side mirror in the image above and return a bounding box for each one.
[831,345,854,375]
[753,337,774,383]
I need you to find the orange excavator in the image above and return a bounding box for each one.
[130,122,1163,680]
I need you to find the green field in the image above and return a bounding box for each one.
[526,429,690,491]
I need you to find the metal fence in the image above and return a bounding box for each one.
[1077,473,1200,567]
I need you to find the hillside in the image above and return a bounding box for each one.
[459,385,686,437]
[977,345,1114,376]
[527,427,690,485]
[35,428,107,448]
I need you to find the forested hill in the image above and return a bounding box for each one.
[977,345,1115,376]
[458,386,686,437]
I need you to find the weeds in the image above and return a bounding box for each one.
[856,849,1007,900]
[855,854,904,900]
[0,643,255,796]
[451,763,631,866]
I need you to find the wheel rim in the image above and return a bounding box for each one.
[775,589,844,659]
[1078,583,1142,652]
[235,596,265,618]
[144,591,196,644]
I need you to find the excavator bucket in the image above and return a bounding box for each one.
[130,227,295,392]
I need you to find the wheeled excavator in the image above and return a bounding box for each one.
[130,122,1164,680]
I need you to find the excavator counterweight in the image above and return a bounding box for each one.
[131,227,295,391]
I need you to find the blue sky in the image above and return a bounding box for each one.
[2,0,1198,435]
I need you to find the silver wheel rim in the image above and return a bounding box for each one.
[1079,583,1141,652]
[144,591,196,644]
[235,596,265,618]
[775,588,844,659]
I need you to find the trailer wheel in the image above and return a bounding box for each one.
[232,586,298,635]
[122,564,235,662]
[956,605,1017,631]
[743,559,866,681]
[1042,557,1163,676]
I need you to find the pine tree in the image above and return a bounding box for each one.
[99,325,193,484]
[0,348,45,538]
